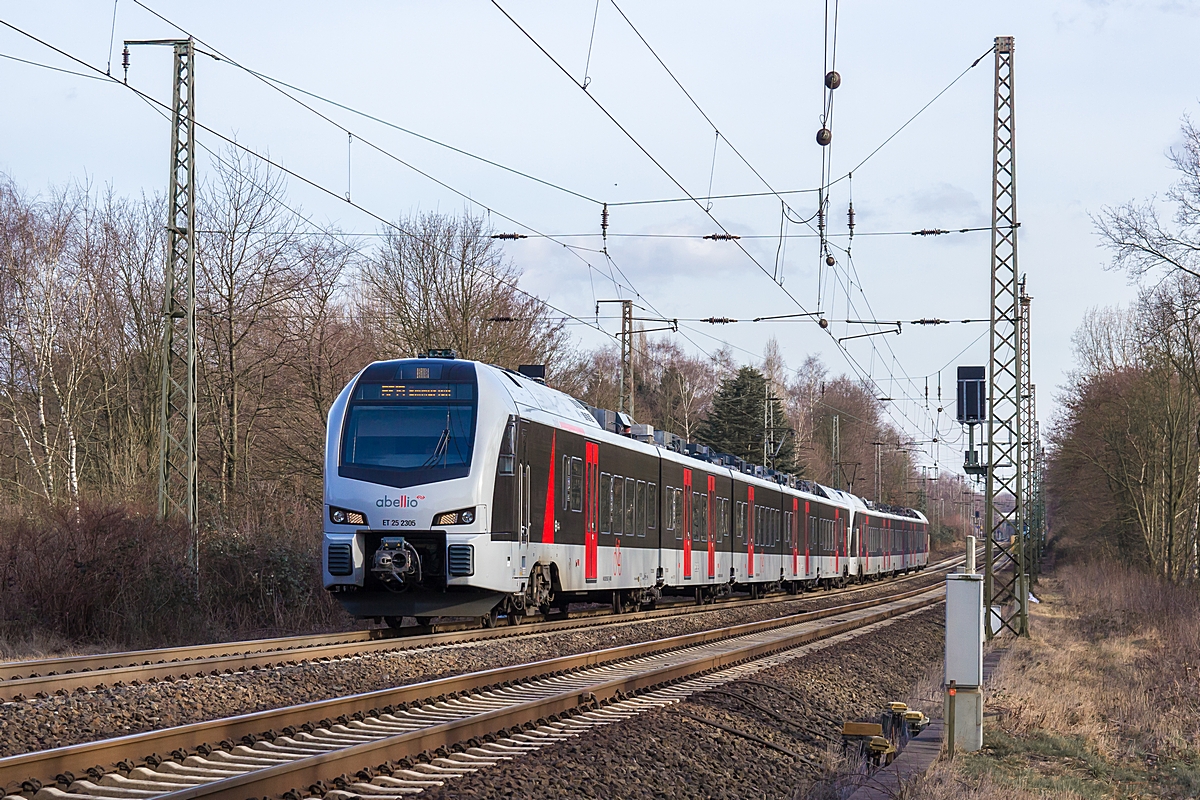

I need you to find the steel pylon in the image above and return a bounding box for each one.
[1019,285,1037,583]
[153,39,199,582]
[984,35,1027,639]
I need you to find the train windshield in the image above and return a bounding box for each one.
[338,365,478,489]
[342,405,475,470]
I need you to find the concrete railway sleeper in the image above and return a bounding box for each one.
[0,585,944,800]
[0,553,970,702]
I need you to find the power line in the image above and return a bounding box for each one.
[124,0,606,207]
[0,18,629,348]
[489,0,820,317]
[606,0,806,220]
[121,1,660,306]
[488,1,973,456]
[0,18,740,426]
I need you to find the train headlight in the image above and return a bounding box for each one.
[329,506,366,526]
[434,507,478,526]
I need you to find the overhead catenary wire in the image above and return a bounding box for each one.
[606,0,808,222]
[487,1,969,463]
[127,0,607,208]
[0,19,637,349]
[121,0,657,305]
[3,11,987,475]
[0,20,756,447]
[489,0,814,309]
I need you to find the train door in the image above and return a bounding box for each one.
[863,516,870,575]
[833,508,840,577]
[700,474,710,582]
[514,424,532,577]
[804,500,811,577]
[682,468,693,579]
[584,442,598,582]
[747,486,755,577]
[791,498,799,578]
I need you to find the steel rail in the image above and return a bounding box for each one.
[0,554,966,701]
[0,580,944,797]
[159,595,941,800]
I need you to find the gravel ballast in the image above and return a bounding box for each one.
[0,572,945,759]
[418,606,945,800]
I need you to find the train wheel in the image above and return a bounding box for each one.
[507,611,524,626]
[481,607,499,628]
[384,616,405,630]
[415,616,433,627]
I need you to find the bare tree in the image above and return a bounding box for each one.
[1095,116,1200,280]
[359,212,571,371]
[196,148,307,505]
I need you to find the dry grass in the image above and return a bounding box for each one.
[991,562,1200,764]
[0,498,352,656]
[908,559,1200,799]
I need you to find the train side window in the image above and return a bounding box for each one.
[569,457,583,512]
[600,473,612,534]
[673,488,684,537]
[613,476,625,535]
[647,482,657,530]
[636,481,646,536]
[625,477,636,536]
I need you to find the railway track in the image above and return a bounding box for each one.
[0,554,968,702]
[0,580,944,800]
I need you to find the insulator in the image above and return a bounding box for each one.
[847,202,855,232]
[490,233,527,240]
[701,317,736,324]
[912,229,949,237]
[825,254,835,267]
[825,71,841,90]
[818,318,829,329]
[601,203,609,233]
[816,128,832,147]
[703,233,741,241]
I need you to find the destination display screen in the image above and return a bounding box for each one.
[355,383,474,401]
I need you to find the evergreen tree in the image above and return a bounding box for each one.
[698,366,798,473]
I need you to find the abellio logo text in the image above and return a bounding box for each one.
[377,495,423,508]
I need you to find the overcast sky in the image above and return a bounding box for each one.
[2,0,1197,477]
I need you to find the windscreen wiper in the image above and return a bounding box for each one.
[421,428,450,468]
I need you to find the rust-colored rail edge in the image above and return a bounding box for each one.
[157,595,943,800]
[0,630,399,682]
[0,555,965,699]
[0,582,944,793]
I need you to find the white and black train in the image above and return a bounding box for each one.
[323,354,929,627]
